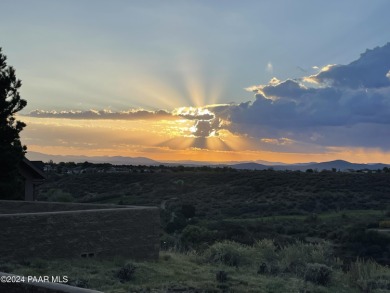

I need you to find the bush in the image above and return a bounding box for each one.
[253,239,278,262]
[216,270,228,283]
[40,188,75,202]
[310,242,334,265]
[279,242,310,275]
[116,263,136,282]
[347,259,390,292]
[276,241,336,278]
[253,239,280,274]
[160,233,177,250]
[257,263,267,274]
[181,225,213,248]
[203,240,251,267]
[304,263,332,286]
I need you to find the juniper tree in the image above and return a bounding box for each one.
[0,47,27,199]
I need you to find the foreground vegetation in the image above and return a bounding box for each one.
[3,240,390,293]
[28,166,390,291]
[38,168,390,265]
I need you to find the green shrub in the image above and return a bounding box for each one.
[41,188,75,202]
[253,239,278,262]
[203,240,251,267]
[277,241,335,277]
[304,263,332,286]
[310,242,334,265]
[116,263,136,282]
[160,233,177,250]
[347,259,390,292]
[161,254,172,261]
[180,225,213,248]
[257,263,267,274]
[279,242,310,275]
[253,239,280,274]
[215,270,228,283]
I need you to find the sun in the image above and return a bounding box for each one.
[172,107,220,138]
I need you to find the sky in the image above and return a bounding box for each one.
[2,0,390,163]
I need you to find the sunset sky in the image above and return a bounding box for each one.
[2,0,390,163]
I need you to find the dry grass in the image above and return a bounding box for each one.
[4,240,388,292]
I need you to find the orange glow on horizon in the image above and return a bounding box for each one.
[19,116,390,164]
[25,143,390,165]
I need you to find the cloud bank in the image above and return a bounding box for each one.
[25,43,390,153]
[209,42,390,150]
[26,106,226,139]
[26,109,175,120]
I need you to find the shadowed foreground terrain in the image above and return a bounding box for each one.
[20,167,390,292]
[3,240,390,293]
[38,169,390,263]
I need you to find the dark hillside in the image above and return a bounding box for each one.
[39,170,390,218]
[37,169,390,264]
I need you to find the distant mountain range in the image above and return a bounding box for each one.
[162,159,287,166]
[232,160,390,171]
[26,151,160,166]
[26,151,284,167]
[26,152,390,171]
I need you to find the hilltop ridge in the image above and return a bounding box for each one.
[27,151,390,171]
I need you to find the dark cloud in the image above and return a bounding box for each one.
[210,43,390,149]
[311,43,390,89]
[25,108,224,141]
[190,117,222,138]
[179,113,215,120]
[259,79,315,100]
[192,120,214,137]
[26,108,217,122]
[26,109,175,120]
